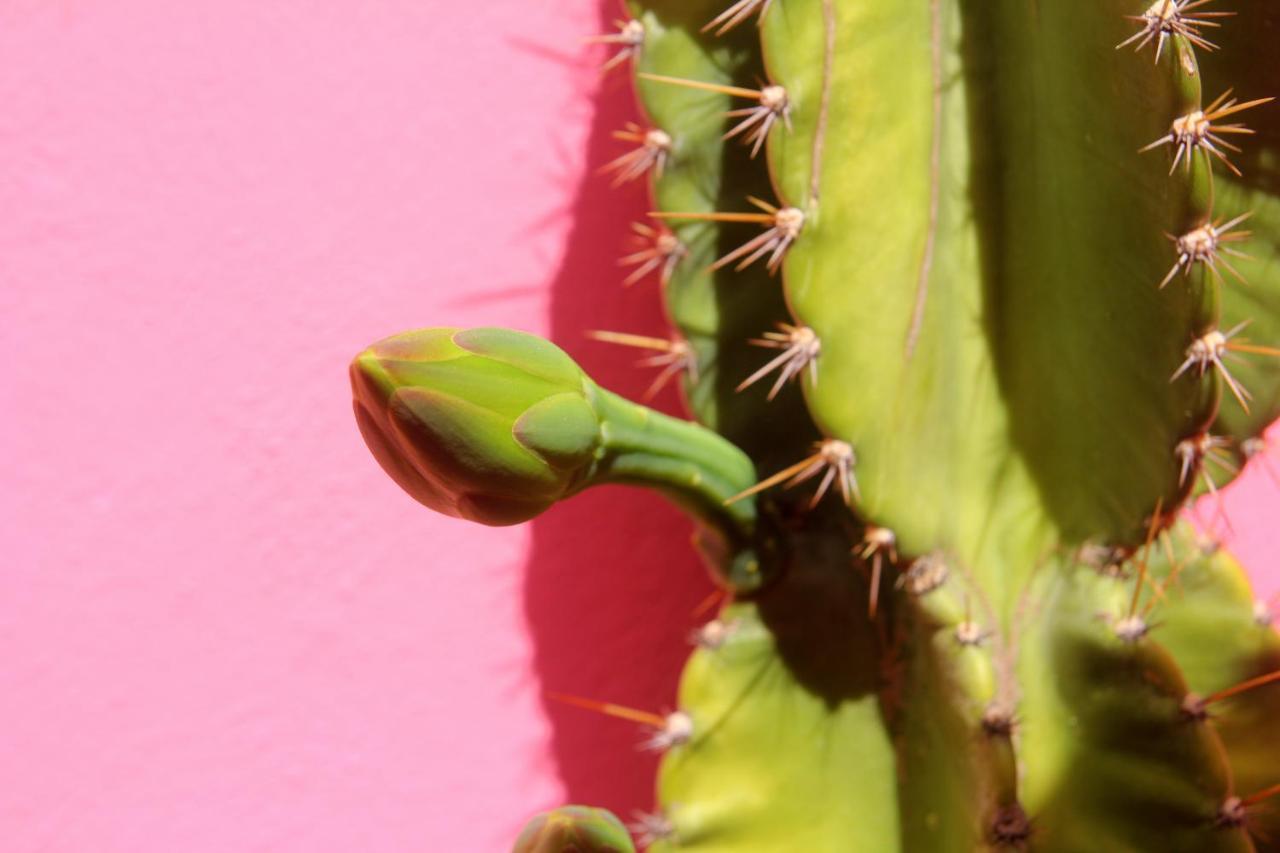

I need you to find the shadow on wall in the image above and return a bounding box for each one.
[521,1,718,823]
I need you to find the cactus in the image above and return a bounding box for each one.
[348,1,1280,850]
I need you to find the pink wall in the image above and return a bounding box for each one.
[1,2,1276,851]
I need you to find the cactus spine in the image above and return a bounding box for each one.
[350,1,1280,850]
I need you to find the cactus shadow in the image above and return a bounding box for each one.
[520,1,718,822]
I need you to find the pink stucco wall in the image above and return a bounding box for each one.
[1,3,1277,851]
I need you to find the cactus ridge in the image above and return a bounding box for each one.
[348,1,1280,850]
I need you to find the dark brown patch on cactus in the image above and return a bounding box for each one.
[981,703,1016,739]
[990,803,1032,848]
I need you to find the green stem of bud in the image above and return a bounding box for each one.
[585,383,764,588]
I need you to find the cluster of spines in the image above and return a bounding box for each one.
[1116,0,1235,62]
[576,1,1280,847]
[1122,1,1280,517]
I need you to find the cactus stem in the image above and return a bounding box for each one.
[1116,0,1233,62]
[1140,91,1275,177]
[586,19,644,74]
[600,124,672,188]
[856,525,898,618]
[737,323,820,400]
[587,330,697,400]
[654,198,804,273]
[1171,323,1253,411]
[725,438,857,508]
[546,693,692,752]
[702,0,772,36]
[620,222,686,288]
[1159,213,1253,290]
[629,811,676,847]
[637,73,790,157]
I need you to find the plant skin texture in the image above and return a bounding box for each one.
[349,2,1280,850]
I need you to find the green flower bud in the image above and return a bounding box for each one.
[512,806,635,853]
[350,327,602,526]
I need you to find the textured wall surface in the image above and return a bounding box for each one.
[1,2,1277,851]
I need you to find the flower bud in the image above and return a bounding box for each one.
[513,806,635,853]
[350,327,602,526]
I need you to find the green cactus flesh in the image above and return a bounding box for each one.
[347,1,1280,850]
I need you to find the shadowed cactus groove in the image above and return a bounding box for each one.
[349,1,1280,849]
